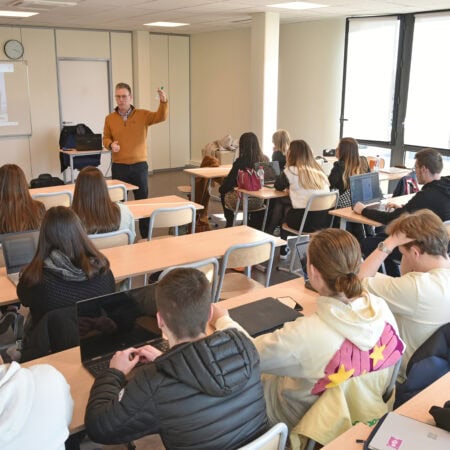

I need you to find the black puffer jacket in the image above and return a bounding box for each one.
[85,328,268,449]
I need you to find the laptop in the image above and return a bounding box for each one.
[77,283,169,377]
[368,412,450,450]
[229,297,302,337]
[349,172,386,210]
[75,133,103,151]
[295,236,317,292]
[1,231,39,286]
[254,161,281,186]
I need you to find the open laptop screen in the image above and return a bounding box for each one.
[77,283,162,364]
[75,134,103,151]
[254,161,280,184]
[349,172,383,206]
[1,230,39,275]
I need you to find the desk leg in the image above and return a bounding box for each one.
[190,175,196,202]
[340,217,347,230]
[243,193,248,226]
[70,155,75,184]
[262,199,270,231]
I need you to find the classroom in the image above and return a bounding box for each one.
[1,1,450,449]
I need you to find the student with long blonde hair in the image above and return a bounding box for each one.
[272,129,290,171]
[0,164,45,234]
[267,140,329,258]
[72,166,135,241]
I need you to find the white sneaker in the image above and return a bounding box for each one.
[279,245,291,260]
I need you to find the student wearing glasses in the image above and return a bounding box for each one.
[103,82,168,238]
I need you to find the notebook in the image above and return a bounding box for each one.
[254,161,281,186]
[368,412,450,450]
[229,297,302,337]
[77,283,168,377]
[1,231,39,286]
[349,172,385,210]
[75,133,103,151]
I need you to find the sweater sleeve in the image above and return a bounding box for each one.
[144,101,169,126]
[103,116,113,150]
[219,161,240,195]
[85,367,160,445]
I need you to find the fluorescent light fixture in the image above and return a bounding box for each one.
[267,2,327,10]
[0,10,39,17]
[144,21,188,27]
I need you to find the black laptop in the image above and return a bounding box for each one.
[1,230,39,286]
[77,283,168,377]
[229,297,302,337]
[75,133,103,151]
[349,172,386,210]
[254,161,281,186]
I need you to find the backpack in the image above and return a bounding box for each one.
[59,123,101,172]
[30,173,65,188]
[392,172,419,197]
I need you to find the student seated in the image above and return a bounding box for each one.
[271,129,290,171]
[265,139,330,259]
[219,131,268,228]
[0,354,73,450]
[355,148,450,276]
[72,166,135,242]
[85,268,268,450]
[0,163,45,234]
[214,229,404,429]
[17,207,116,336]
[359,209,450,380]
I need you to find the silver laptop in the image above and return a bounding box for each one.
[77,283,168,377]
[369,412,450,450]
[1,231,39,286]
[349,172,386,210]
[295,236,317,292]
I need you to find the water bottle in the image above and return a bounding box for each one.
[374,155,380,172]
[257,166,264,188]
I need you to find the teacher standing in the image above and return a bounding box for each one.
[103,82,168,238]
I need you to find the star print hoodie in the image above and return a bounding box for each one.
[216,291,404,429]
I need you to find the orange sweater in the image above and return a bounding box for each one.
[103,102,168,165]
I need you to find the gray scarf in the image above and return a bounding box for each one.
[43,249,88,282]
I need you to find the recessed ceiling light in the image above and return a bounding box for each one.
[144,22,188,28]
[267,2,327,10]
[0,10,39,17]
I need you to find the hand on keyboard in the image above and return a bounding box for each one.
[110,347,140,376]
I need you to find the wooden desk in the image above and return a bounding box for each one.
[29,178,138,197]
[328,194,415,230]
[23,278,315,433]
[125,195,204,220]
[322,372,450,449]
[0,226,283,306]
[184,165,231,200]
[60,149,111,183]
[235,187,288,229]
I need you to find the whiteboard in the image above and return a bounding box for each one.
[0,61,32,137]
[58,59,110,134]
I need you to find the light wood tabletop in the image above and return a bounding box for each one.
[328,193,415,229]
[0,226,283,306]
[124,195,204,220]
[23,277,315,434]
[183,165,231,200]
[29,178,138,196]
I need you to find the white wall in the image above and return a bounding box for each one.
[278,19,345,154]
[190,19,345,163]
[190,29,251,163]
[0,26,133,180]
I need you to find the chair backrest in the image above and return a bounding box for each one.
[215,238,275,302]
[88,229,133,250]
[238,423,288,450]
[32,190,73,209]
[297,191,339,234]
[158,257,219,301]
[148,205,196,240]
[366,156,386,169]
[107,184,127,202]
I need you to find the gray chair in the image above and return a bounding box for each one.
[88,229,133,249]
[238,422,288,450]
[107,183,127,202]
[215,238,275,302]
[158,257,219,301]
[279,191,339,274]
[147,204,196,240]
[31,190,73,209]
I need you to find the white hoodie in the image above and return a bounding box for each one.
[0,362,73,450]
[218,291,404,429]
